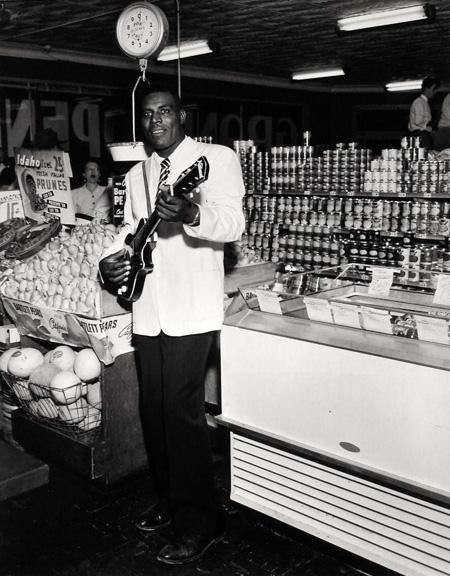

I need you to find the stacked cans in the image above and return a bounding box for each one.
[364,152,450,195]
[234,140,271,193]
[193,136,213,144]
[268,143,372,195]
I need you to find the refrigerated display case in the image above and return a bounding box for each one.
[217,264,450,576]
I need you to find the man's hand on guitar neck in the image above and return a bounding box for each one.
[156,185,200,226]
[99,248,131,291]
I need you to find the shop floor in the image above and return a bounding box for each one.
[0,440,48,502]
[0,434,399,576]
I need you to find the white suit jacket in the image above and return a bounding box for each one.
[102,136,245,336]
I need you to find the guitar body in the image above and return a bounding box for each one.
[120,219,155,302]
[119,156,209,303]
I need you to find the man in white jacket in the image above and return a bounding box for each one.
[99,87,245,565]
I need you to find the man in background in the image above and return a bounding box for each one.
[408,76,440,148]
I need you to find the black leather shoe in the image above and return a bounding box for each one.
[156,530,225,565]
[135,504,171,532]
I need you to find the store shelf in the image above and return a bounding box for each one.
[247,191,450,200]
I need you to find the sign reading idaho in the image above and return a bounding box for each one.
[15,148,75,225]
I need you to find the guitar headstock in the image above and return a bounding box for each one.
[172,156,209,197]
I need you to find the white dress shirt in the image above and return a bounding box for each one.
[408,94,432,132]
[102,136,245,337]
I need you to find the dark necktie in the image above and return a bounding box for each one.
[151,158,171,242]
[158,158,170,189]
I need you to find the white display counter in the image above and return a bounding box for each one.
[218,308,450,576]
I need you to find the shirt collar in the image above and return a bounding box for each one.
[420,94,429,102]
[154,136,188,166]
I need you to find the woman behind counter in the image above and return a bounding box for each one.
[72,160,112,224]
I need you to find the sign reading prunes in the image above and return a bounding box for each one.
[15,148,75,225]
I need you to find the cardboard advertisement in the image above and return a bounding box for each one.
[15,148,75,225]
[0,189,24,222]
[112,174,127,227]
[0,295,133,364]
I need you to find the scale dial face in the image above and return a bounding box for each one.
[116,2,169,60]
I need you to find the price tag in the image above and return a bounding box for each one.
[415,315,450,345]
[368,268,394,296]
[330,302,361,328]
[423,193,432,198]
[360,306,393,334]
[372,191,379,197]
[304,297,333,323]
[433,274,450,306]
[398,193,407,198]
[330,190,337,196]
[346,191,355,197]
[255,289,283,314]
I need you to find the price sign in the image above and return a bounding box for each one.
[368,267,394,296]
[360,306,393,334]
[415,316,450,345]
[433,274,450,306]
[255,289,283,314]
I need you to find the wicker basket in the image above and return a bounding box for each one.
[0,369,102,438]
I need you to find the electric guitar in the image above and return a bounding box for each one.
[118,156,209,303]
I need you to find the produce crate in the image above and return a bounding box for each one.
[0,290,133,365]
[0,369,102,439]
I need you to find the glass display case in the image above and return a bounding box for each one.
[236,263,450,345]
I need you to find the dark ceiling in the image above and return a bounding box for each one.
[0,0,449,92]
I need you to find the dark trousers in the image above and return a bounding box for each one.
[134,331,222,538]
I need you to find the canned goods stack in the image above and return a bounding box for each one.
[342,197,450,236]
[345,229,405,268]
[364,148,450,195]
[193,136,213,144]
[275,226,344,270]
[269,142,372,195]
[234,140,271,194]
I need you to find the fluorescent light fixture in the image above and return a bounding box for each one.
[385,79,423,92]
[157,40,213,61]
[292,67,345,81]
[337,4,433,32]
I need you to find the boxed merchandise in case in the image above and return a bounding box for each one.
[304,271,450,345]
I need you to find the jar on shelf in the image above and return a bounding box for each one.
[353,216,363,229]
[430,202,440,218]
[303,251,313,268]
[428,217,440,235]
